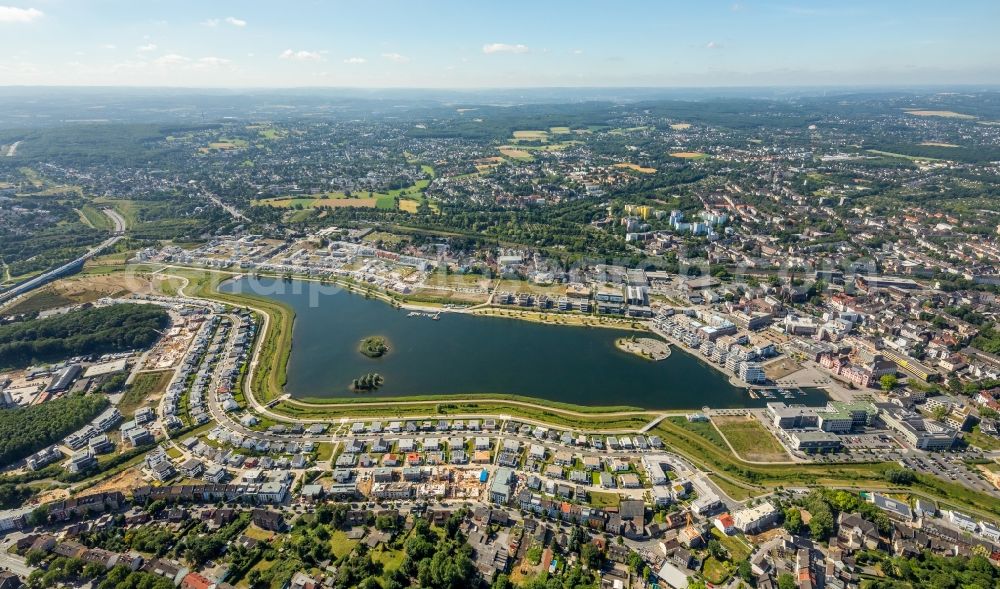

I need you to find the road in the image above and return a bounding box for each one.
[198,183,247,222]
[0,540,33,577]
[102,207,127,234]
[0,208,125,306]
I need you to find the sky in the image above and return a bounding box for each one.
[0,0,998,88]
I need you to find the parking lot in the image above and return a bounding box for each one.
[898,454,998,495]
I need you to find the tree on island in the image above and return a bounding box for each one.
[352,373,384,392]
[359,336,389,358]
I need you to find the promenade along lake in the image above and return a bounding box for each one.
[223,277,828,410]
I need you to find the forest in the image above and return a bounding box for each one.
[0,393,108,467]
[0,303,169,369]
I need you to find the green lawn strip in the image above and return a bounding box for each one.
[669,417,727,447]
[291,393,643,413]
[328,529,359,558]
[588,491,621,509]
[370,544,406,572]
[710,527,751,561]
[707,474,756,502]
[714,418,790,460]
[79,204,113,231]
[274,400,651,430]
[315,443,335,462]
[964,425,1000,451]
[701,556,731,584]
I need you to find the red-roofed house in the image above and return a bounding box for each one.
[181,572,216,589]
[714,513,736,535]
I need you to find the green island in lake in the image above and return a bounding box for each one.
[352,372,385,392]
[359,335,389,358]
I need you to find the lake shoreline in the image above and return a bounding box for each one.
[222,276,830,410]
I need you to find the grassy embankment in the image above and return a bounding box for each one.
[276,395,659,431]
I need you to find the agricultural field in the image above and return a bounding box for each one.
[713,415,790,462]
[670,123,692,130]
[199,138,250,153]
[866,149,944,162]
[919,141,960,147]
[614,162,656,174]
[669,151,708,159]
[254,166,435,213]
[904,110,976,119]
[499,147,534,160]
[512,129,549,140]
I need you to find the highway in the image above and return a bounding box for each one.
[0,208,125,307]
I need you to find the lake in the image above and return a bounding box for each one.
[222,277,828,409]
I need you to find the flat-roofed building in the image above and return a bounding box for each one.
[789,430,843,453]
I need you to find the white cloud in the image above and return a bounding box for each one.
[196,56,230,67]
[572,48,584,55]
[137,43,158,52]
[343,57,366,64]
[0,6,44,23]
[280,49,322,61]
[731,2,744,11]
[100,43,117,50]
[483,43,529,54]
[706,41,722,49]
[153,54,189,66]
[381,52,410,63]
[203,16,246,28]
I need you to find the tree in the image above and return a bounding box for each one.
[25,549,47,566]
[880,374,898,392]
[246,569,264,589]
[707,539,727,561]
[737,559,753,583]
[375,514,397,531]
[778,572,796,589]
[783,507,803,535]
[492,574,514,589]
[884,468,915,485]
[580,542,603,569]
[627,550,644,574]
[808,507,835,541]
